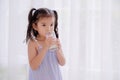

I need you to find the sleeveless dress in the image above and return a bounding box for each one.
[28,40,62,80]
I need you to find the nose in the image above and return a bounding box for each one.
[46,26,51,32]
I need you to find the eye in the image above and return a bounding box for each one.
[50,24,53,27]
[42,24,46,27]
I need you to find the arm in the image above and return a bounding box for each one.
[28,40,48,70]
[56,40,66,66]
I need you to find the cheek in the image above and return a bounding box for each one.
[38,28,45,32]
[37,30,46,36]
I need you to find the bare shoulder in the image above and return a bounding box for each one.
[28,39,35,47]
[28,39,38,55]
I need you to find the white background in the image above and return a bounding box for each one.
[0,0,120,80]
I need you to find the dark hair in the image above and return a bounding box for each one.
[26,8,59,43]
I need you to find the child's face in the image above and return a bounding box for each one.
[34,16,55,37]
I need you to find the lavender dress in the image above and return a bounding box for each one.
[28,40,62,80]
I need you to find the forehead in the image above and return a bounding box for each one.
[38,17,55,23]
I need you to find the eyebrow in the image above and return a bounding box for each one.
[41,22,54,24]
[41,23,46,24]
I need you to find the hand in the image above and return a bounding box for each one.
[55,39,62,50]
[43,37,56,49]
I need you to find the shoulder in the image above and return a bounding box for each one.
[28,39,35,46]
[28,39,37,50]
[28,39,41,50]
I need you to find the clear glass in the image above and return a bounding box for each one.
[46,32,58,51]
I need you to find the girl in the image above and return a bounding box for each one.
[26,8,65,80]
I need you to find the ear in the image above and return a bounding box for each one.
[32,23,37,31]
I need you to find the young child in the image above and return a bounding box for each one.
[26,8,65,80]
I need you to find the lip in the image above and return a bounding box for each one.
[46,32,52,35]
[46,32,53,38]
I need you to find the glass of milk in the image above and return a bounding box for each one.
[46,32,58,51]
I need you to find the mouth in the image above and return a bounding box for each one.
[46,32,52,35]
[46,32,54,38]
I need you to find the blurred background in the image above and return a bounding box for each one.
[0,0,120,80]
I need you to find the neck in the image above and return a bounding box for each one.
[36,35,46,41]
